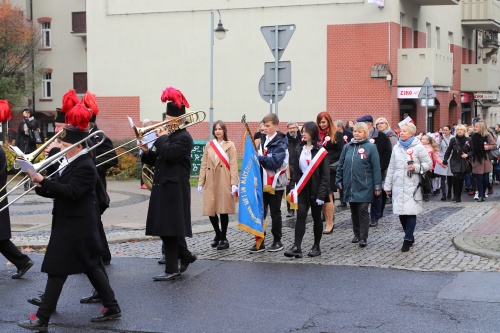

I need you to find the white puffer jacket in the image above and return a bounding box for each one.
[384,138,432,215]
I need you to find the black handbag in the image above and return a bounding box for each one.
[29,128,43,144]
[419,170,432,195]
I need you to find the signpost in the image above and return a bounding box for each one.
[418,77,437,133]
[260,24,295,115]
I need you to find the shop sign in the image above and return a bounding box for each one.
[475,93,498,100]
[397,87,420,99]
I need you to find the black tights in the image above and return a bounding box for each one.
[441,175,453,195]
[209,214,229,240]
[453,173,465,199]
[294,202,323,250]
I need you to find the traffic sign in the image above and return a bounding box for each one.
[264,61,291,92]
[259,76,285,103]
[261,24,296,60]
[418,77,437,99]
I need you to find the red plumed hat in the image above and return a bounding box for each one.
[82,91,99,122]
[65,103,92,131]
[160,87,190,109]
[0,100,13,122]
[62,89,80,114]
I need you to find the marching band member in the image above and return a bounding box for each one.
[198,120,239,250]
[249,113,288,253]
[140,86,196,281]
[285,122,329,258]
[19,103,121,331]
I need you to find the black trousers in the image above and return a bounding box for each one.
[37,266,119,324]
[159,236,191,274]
[294,200,323,249]
[0,239,30,269]
[263,190,284,242]
[349,202,370,240]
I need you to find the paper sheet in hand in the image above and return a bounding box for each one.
[16,158,37,175]
[9,146,24,157]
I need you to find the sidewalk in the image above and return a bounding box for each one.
[8,180,500,264]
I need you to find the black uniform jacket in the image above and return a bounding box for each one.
[0,147,11,240]
[142,128,193,237]
[35,153,103,275]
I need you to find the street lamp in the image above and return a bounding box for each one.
[209,10,227,140]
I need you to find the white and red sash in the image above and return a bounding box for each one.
[210,139,230,170]
[258,144,288,195]
[287,147,327,210]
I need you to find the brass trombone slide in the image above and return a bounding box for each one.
[0,130,106,210]
[2,131,65,194]
[94,110,206,168]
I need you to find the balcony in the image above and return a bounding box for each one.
[71,11,86,37]
[462,0,500,29]
[398,48,453,87]
[409,0,459,5]
[461,64,500,92]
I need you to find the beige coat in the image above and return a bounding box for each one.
[198,140,239,216]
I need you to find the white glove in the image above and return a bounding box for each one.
[316,199,324,205]
[197,185,203,194]
[231,185,238,196]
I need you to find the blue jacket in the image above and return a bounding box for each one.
[258,131,288,190]
[336,138,382,203]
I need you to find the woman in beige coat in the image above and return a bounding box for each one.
[198,121,239,250]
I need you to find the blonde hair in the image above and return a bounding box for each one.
[474,120,490,137]
[401,122,417,135]
[455,124,469,137]
[422,135,439,151]
[353,122,369,138]
[375,117,391,130]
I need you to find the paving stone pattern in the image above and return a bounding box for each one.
[108,200,500,272]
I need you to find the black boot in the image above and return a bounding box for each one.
[401,240,412,252]
[441,192,446,201]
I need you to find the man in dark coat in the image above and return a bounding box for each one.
[15,107,38,154]
[0,146,34,279]
[19,106,121,331]
[140,88,196,281]
[356,115,392,227]
[285,121,301,217]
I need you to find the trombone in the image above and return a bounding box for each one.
[94,110,206,168]
[0,130,106,211]
[2,131,65,194]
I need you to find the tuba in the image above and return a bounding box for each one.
[141,164,155,191]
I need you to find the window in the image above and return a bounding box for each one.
[436,27,441,49]
[412,18,418,48]
[41,22,51,48]
[73,72,88,94]
[426,23,431,48]
[448,32,453,52]
[42,72,52,98]
[400,13,405,48]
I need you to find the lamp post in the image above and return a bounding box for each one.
[209,10,227,140]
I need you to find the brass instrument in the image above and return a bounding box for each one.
[2,130,64,194]
[94,110,206,168]
[141,164,155,191]
[0,130,106,212]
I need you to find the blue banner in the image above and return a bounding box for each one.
[238,133,265,238]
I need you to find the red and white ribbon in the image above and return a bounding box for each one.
[209,139,230,170]
[323,136,331,146]
[343,135,348,143]
[406,148,414,161]
[358,148,367,159]
[369,138,375,144]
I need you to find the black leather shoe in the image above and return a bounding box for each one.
[91,307,121,322]
[369,220,378,227]
[286,211,294,218]
[210,236,219,248]
[351,236,360,243]
[359,238,367,248]
[12,259,34,279]
[158,255,166,264]
[153,271,181,281]
[80,290,102,304]
[307,245,321,257]
[27,297,42,307]
[17,317,48,331]
[401,240,412,252]
[284,245,303,258]
[217,240,229,250]
[179,253,197,273]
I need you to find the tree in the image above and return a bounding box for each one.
[0,0,44,108]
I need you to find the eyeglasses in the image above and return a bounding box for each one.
[376,122,386,126]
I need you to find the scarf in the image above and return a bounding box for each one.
[398,136,414,149]
[318,127,329,144]
[350,138,368,144]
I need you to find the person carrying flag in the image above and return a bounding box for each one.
[285,122,330,258]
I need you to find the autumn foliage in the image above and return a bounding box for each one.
[0,0,44,106]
